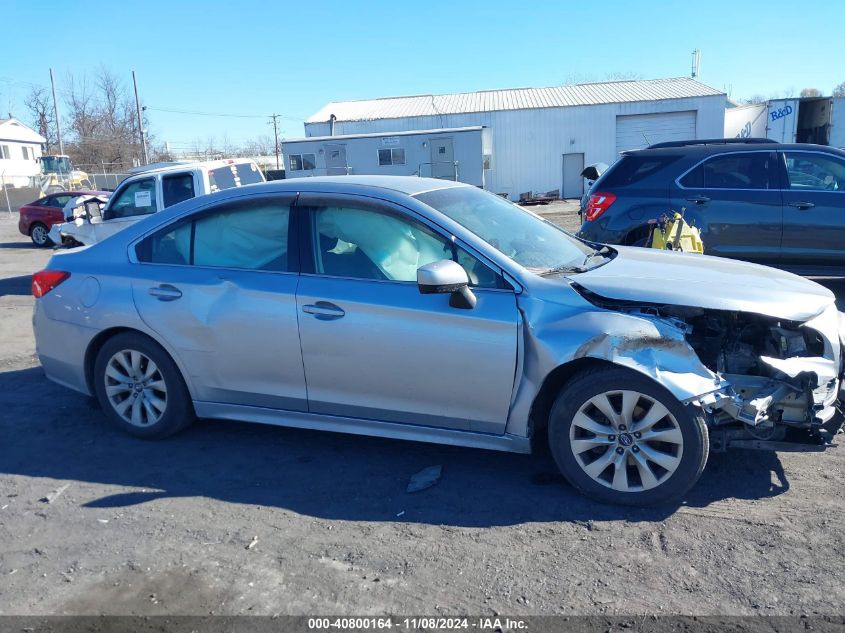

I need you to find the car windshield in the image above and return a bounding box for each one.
[415,186,598,273]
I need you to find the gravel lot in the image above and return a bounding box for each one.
[2,207,845,617]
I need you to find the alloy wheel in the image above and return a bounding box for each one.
[569,390,683,492]
[104,349,168,427]
[31,225,48,246]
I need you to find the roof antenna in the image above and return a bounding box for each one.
[691,49,701,78]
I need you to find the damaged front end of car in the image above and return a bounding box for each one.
[572,283,845,452]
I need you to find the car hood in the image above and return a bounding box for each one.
[572,246,835,322]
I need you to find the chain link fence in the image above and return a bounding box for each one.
[0,169,131,215]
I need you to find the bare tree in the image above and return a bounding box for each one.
[23,86,58,151]
[62,67,152,171]
[800,88,823,98]
[833,81,845,98]
[740,94,768,105]
[240,135,274,156]
[220,133,238,157]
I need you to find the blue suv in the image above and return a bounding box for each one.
[578,139,845,276]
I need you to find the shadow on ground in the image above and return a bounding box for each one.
[0,366,790,527]
[0,274,32,296]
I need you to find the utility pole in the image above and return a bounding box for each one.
[49,68,64,155]
[269,114,281,170]
[132,70,149,165]
[691,49,701,78]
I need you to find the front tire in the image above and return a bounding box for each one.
[30,223,53,247]
[93,332,194,439]
[548,366,708,506]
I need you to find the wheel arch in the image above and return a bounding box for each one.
[622,223,652,246]
[529,357,617,436]
[84,326,197,399]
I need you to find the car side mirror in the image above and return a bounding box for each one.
[417,259,477,309]
[84,201,102,219]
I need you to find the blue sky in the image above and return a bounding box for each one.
[2,0,843,150]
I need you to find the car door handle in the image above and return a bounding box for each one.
[686,195,710,205]
[302,302,345,320]
[788,201,815,210]
[148,284,183,301]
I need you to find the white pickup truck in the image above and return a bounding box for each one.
[49,159,265,246]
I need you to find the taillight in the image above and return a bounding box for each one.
[32,270,70,298]
[584,192,617,222]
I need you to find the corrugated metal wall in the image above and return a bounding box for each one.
[305,95,725,199]
[831,99,845,149]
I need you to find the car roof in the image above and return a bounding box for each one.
[50,190,111,196]
[232,175,468,197]
[28,190,110,205]
[127,158,259,177]
[624,142,845,158]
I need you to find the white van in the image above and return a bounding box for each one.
[51,159,265,246]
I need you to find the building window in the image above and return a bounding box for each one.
[21,146,30,160]
[378,148,405,166]
[0,145,9,160]
[289,153,316,171]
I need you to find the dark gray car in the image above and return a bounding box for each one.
[578,140,845,276]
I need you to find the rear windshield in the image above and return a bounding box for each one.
[208,162,265,193]
[600,155,680,188]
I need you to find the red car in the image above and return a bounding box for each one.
[18,190,110,247]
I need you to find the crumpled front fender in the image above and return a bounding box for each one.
[506,296,724,438]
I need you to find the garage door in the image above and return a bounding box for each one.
[615,111,697,154]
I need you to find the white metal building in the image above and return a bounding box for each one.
[297,77,726,200]
[0,118,45,187]
[283,126,491,187]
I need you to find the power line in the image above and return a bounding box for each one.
[1,77,308,122]
[147,106,305,121]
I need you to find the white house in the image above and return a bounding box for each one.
[297,77,726,200]
[0,118,45,187]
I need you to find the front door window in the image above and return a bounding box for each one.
[106,179,157,219]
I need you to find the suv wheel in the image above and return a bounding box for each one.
[30,223,53,247]
[93,332,195,439]
[548,366,708,506]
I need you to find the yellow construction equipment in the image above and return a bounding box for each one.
[36,155,92,193]
[649,210,704,254]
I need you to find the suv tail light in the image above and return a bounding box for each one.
[32,270,70,298]
[584,192,617,222]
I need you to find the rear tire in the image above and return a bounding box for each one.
[548,366,708,506]
[29,223,53,247]
[93,332,194,439]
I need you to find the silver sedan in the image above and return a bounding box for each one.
[32,176,845,505]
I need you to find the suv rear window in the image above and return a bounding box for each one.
[208,163,264,193]
[600,155,680,188]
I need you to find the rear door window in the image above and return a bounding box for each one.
[137,197,291,272]
[680,153,773,189]
[162,173,195,207]
[51,194,73,208]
